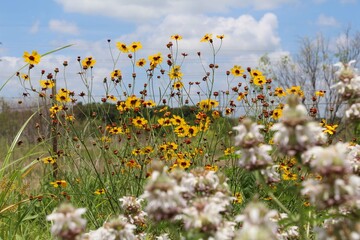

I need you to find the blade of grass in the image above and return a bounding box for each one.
[0,111,37,179]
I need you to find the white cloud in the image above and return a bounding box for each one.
[1,13,284,100]
[49,19,80,35]
[30,20,40,34]
[55,0,298,21]
[316,14,340,27]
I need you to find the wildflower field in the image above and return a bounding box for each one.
[0,34,359,240]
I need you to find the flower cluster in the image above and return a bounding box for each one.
[271,95,327,157]
[301,143,360,210]
[233,118,274,170]
[332,60,360,119]
[46,203,87,240]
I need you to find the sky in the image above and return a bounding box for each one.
[0,0,359,102]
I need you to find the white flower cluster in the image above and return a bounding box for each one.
[84,215,137,240]
[301,143,360,210]
[234,201,280,240]
[140,168,187,221]
[333,60,360,119]
[119,196,147,227]
[233,118,274,170]
[143,162,235,239]
[46,203,87,240]
[271,95,326,157]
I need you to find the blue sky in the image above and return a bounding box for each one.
[0,0,359,99]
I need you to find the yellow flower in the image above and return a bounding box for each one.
[141,146,154,155]
[225,108,234,115]
[171,34,182,40]
[233,192,243,204]
[272,109,282,120]
[186,125,199,137]
[66,114,75,121]
[132,116,148,128]
[197,99,219,111]
[129,41,142,52]
[177,158,191,169]
[250,69,263,78]
[23,50,41,65]
[42,157,56,164]
[200,33,213,42]
[168,65,183,80]
[49,105,62,115]
[216,34,225,39]
[174,124,188,138]
[237,92,248,101]
[323,124,338,135]
[101,136,112,143]
[142,100,156,108]
[274,87,286,97]
[212,110,220,119]
[224,147,235,156]
[94,188,106,195]
[158,117,172,126]
[126,159,141,168]
[81,56,96,69]
[132,148,142,156]
[21,74,29,80]
[50,180,67,188]
[111,69,122,80]
[199,117,211,131]
[173,80,184,90]
[107,95,117,102]
[167,142,178,150]
[204,164,218,172]
[230,65,244,77]
[315,90,325,97]
[136,58,147,67]
[282,172,297,181]
[40,79,55,89]
[148,53,163,68]
[109,126,123,135]
[116,42,128,53]
[56,88,71,103]
[171,115,186,126]
[286,86,304,97]
[253,75,266,86]
[125,95,141,109]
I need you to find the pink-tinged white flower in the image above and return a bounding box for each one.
[180,168,231,202]
[346,144,360,174]
[270,212,299,239]
[271,95,326,156]
[233,118,274,170]
[332,60,360,100]
[316,216,360,240]
[212,220,236,240]
[155,233,171,240]
[235,201,279,240]
[180,197,226,233]
[346,103,360,119]
[84,215,136,240]
[140,164,187,221]
[237,144,273,170]
[260,165,281,184]
[233,118,265,148]
[46,203,87,240]
[304,143,352,177]
[119,196,144,215]
[301,175,360,209]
